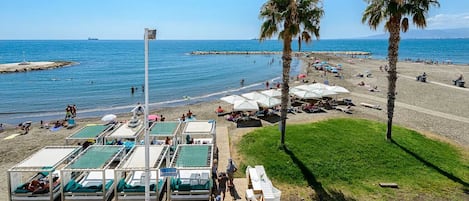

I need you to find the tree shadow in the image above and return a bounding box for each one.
[283,145,356,201]
[391,139,469,189]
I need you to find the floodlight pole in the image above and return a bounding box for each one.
[144,28,156,201]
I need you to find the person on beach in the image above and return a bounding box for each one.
[181,114,186,122]
[276,82,281,89]
[131,86,135,95]
[160,114,165,122]
[240,79,244,87]
[187,110,193,118]
[0,123,4,133]
[226,158,238,188]
[265,81,270,89]
[216,106,224,114]
[165,136,172,145]
[71,105,77,118]
[217,172,228,201]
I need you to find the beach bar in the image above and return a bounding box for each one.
[65,124,115,145]
[169,144,214,200]
[114,145,170,201]
[7,146,81,201]
[60,145,125,201]
[181,120,216,145]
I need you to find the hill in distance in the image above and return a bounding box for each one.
[363,28,469,39]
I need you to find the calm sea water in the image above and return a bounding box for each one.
[0,39,468,124]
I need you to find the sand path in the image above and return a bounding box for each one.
[351,92,469,124]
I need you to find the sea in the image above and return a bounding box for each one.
[1,39,468,124]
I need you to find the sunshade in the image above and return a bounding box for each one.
[327,85,350,94]
[220,95,246,104]
[256,96,281,108]
[241,91,266,100]
[233,99,259,112]
[261,89,282,97]
[101,114,117,122]
[290,88,322,99]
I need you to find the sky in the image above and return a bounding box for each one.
[1,0,468,40]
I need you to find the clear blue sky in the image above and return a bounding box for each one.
[1,0,468,40]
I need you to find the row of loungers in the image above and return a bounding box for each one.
[9,120,217,201]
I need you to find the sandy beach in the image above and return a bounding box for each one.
[1,54,468,199]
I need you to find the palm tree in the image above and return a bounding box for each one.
[260,0,323,146]
[296,0,323,52]
[362,0,439,140]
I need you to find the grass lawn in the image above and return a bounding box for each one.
[238,118,469,200]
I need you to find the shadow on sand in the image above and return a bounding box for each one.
[283,145,356,201]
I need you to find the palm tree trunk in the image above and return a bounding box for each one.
[280,1,295,146]
[298,36,302,52]
[386,16,401,141]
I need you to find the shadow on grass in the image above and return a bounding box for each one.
[391,139,469,189]
[283,145,356,201]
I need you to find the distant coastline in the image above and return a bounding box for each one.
[0,61,76,73]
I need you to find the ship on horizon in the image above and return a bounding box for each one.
[88,37,98,40]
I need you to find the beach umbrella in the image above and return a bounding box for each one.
[290,88,322,99]
[148,114,159,121]
[101,114,117,122]
[233,100,259,112]
[256,96,281,108]
[241,91,266,100]
[220,95,246,104]
[327,85,350,94]
[293,84,311,92]
[261,89,281,97]
[311,89,337,97]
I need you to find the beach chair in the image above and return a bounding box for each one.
[360,102,382,110]
[67,118,76,129]
[336,106,353,114]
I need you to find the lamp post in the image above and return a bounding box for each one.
[144,28,156,201]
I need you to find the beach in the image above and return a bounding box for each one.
[1,54,468,200]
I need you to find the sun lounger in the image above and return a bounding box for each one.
[360,102,382,110]
[336,106,353,114]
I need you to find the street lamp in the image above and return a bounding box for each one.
[144,28,156,201]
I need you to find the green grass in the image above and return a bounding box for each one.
[238,118,469,200]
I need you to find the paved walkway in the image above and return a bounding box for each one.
[351,92,469,124]
[216,126,246,200]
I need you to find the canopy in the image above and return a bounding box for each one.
[183,121,215,135]
[241,91,266,100]
[233,99,259,111]
[261,89,282,97]
[172,145,212,168]
[256,96,281,108]
[290,88,321,99]
[120,146,166,169]
[311,89,337,97]
[220,95,246,104]
[327,85,350,94]
[15,146,79,168]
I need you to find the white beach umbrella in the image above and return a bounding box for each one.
[220,95,246,104]
[311,89,337,97]
[101,114,117,122]
[290,88,322,99]
[327,85,350,94]
[233,100,259,112]
[241,91,266,100]
[293,84,311,92]
[261,89,282,97]
[256,96,281,108]
[309,83,329,90]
